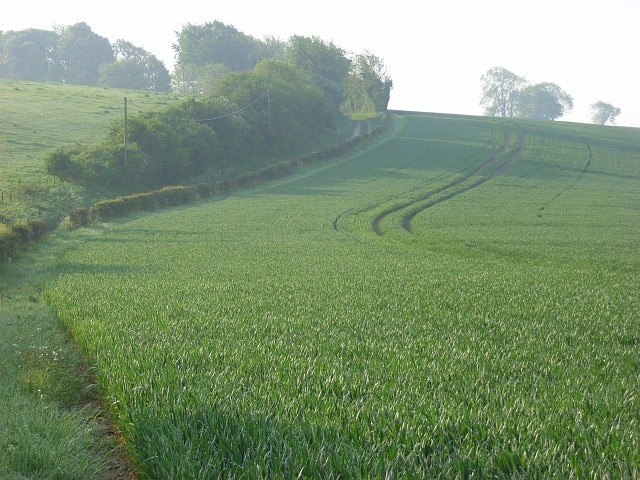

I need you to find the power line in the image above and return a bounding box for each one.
[175,89,271,123]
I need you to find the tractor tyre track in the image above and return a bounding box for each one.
[332,126,506,235]
[401,129,525,233]
[370,128,521,236]
[541,143,593,210]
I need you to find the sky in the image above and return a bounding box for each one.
[2,0,639,127]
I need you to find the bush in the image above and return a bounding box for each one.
[6,219,48,248]
[90,199,121,221]
[125,193,158,213]
[68,207,91,228]
[10,220,32,248]
[44,146,86,183]
[28,219,48,242]
[0,223,18,262]
[153,186,198,207]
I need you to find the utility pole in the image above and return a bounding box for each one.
[124,96,128,167]
[267,87,272,136]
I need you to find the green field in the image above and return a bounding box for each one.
[44,112,639,478]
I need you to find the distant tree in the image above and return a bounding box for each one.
[171,63,200,94]
[173,21,267,72]
[590,101,621,125]
[172,62,231,95]
[49,22,114,85]
[284,35,351,106]
[252,35,286,64]
[516,82,573,120]
[0,29,58,81]
[480,67,526,118]
[99,40,170,91]
[173,21,273,95]
[341,74,376,117]
[341,51,393,117]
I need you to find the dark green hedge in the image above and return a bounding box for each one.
[0,218,48,262]
[87,184,212,223]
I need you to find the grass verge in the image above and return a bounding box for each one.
[0,232,138,479]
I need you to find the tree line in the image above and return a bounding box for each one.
[479,66,621,125]
[0,21,392,118]
[0,23,171,91]
[41,23,393,191]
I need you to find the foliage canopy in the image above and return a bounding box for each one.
[590,101,621,125]
[516,82,573,121]
[0,23,169,90]
[480,67,573,121]
[480,67,526,118]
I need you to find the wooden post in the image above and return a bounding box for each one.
[124,97,128,167]
[267,87,272,136]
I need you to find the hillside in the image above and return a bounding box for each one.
[0,78,363,232]
[0,79,183,224]
[39,111,640,478]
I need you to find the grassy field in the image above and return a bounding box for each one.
[42,112,639,478]
[0,79,181,224]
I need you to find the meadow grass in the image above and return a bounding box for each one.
[44,112,639,478]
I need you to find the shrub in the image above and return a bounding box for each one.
[44,146,86,183]
[0,223,18,262]
[153,186,198,207]
[126,193,158,212]
[91,199,120,221]
[68,207,91,228]
[28,219,48,241]
[10,220,32,248]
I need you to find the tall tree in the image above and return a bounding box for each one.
[213,58,335,156]
[590,101,621,125]
[172,21,272,95]
[284,35,351,106]
[172,62,231,94]
[341,74,376,117]
[284,35,350,84]
[480,67,526,118]
[49,22,114,85]
[516,82,573,120]
[0,29,58,81]
[341,51,393,117]
[173,21,267,71]
[99,40,170,91]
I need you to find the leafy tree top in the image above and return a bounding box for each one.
[480,67,526,118]
[173,21,267,71]
[480,67,573,121]
[590,101,621,125]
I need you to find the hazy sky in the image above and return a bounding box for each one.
[2,0,639,127]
